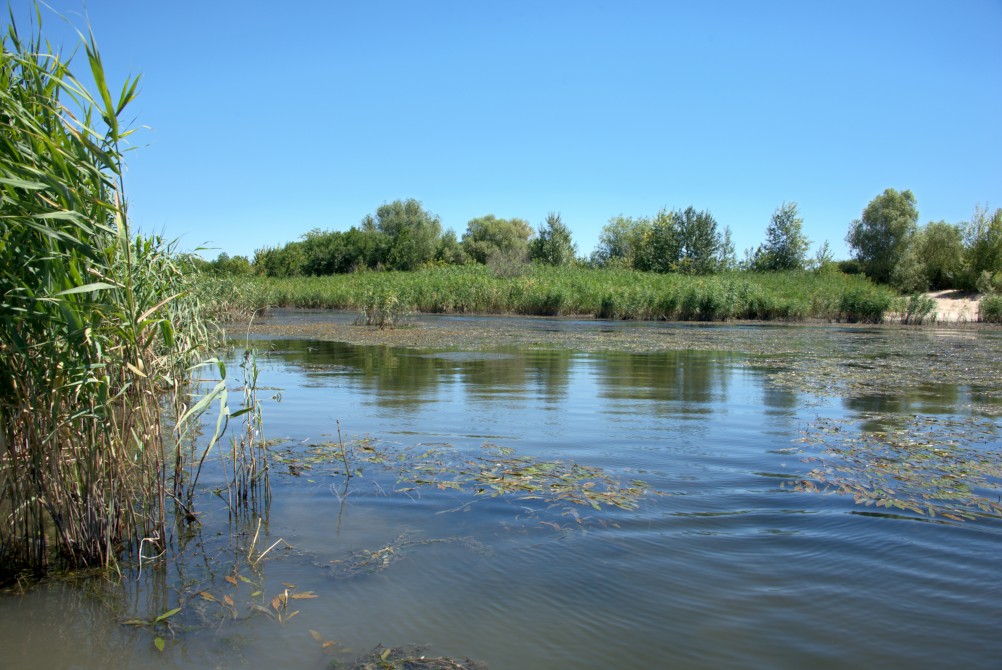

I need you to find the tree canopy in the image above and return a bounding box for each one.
[635,207,723,275]
[846,189,919,285]
[529,213,577,266]
[461,215,534,265]
[754,202,810,271]
[361,199,442,271]
[591,216,651,268]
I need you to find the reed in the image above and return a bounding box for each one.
[0,8,249,582]
[201,266,899,324]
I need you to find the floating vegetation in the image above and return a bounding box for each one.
[791,414,1002,521]
[324,532,489,580]
[271,438,657,523]
[332,644,488,670]
[396,443,654,513]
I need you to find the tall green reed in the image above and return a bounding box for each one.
[202,266,899,324]
[0,7,258,582]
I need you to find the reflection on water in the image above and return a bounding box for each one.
[3,317,1002,669]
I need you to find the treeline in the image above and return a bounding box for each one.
[843,189,1002,294]
[202,200,578,278]
[201,192,1002,295]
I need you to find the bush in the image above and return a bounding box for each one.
[979,294,1002,323]
[900,294,937,324]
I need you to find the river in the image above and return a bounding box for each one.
[2,312,1001,669]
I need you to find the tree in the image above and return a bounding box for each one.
[253,242,306,277]
[755,202,810,271]
[361,199,442,270]
[461,215,534,265]
[636,207,722,275]
[591,215,651,267]
[206,252,253,275]
[915,221,964,290]
[634,209,682,273]
[434,230,468,265]
[529,212,577,266]
[846,188,919,285]
[676,206,722,275]
[963,205,1002,291]
[718,226,737,271]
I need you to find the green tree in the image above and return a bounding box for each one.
[529,212,577,266]
[846,188,919,285]
[253,242,306,277]
[636,207,722,275]
[963,205,1002,291]
[434,230,468,265]
[461,215,534,264]
[361,199,442,270]
[811,240,836,273]
[755,202,810,271]
[719,226,737,271]
[208,252,253,275]
[590,215,651,267]
[916,221,964,290]
[676,206,722,275]
[634,209,682,273]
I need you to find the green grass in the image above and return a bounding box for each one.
[198,265,898,323]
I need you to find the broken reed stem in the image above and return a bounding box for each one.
[337,420,351,480]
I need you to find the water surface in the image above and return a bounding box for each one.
[2,314,1001,669]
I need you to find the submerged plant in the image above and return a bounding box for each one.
[792,414,1002,521]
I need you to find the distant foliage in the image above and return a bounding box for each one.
[361,199,442,271]
[591,215,651,268]
[753,202,810,271]
[529,212,577,266]
[963,205,1002,292]
[461,214,534,265]
[635,207,724,275]
[914,221,964,291]
[204,252,253,275]
[846,188,919,286]
[980,293,1002,323]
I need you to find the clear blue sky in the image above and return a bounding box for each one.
[14,0,1002,261]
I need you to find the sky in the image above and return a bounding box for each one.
[12,1,1002,261]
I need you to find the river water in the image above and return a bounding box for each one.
[2,314,1001,669]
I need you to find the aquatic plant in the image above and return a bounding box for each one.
[354,290,408,329]
[793,414,1002,521]
[898,293,936,324]
[199,266,899,324]
[0,8,263,581]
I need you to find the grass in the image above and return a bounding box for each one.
[0,7,264,583]
[198,265,899,324]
